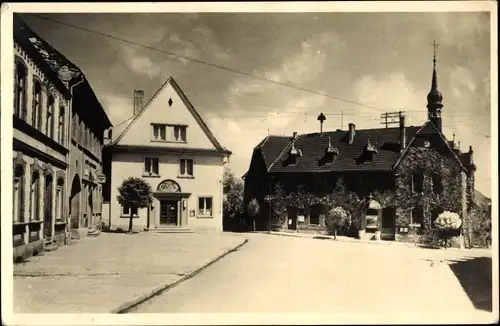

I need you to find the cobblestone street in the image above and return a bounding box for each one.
[13,232,246,313]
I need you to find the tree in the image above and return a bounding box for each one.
[326,207,349,239]
[116,177,153,233]
[247,198,260,231]
[223,168,244,224]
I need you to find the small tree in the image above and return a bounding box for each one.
[326,207,349,239]
[116,177,153,233]
[434,211,462,249]
[223,169,244,225]
[247,198,260,231]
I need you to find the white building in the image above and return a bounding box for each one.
[102,77,231,232]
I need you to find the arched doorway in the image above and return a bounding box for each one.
[69,174,81,230]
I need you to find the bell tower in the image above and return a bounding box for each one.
[427,40,443,133]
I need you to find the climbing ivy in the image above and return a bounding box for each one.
[395,146,466,230]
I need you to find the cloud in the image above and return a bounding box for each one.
[448,65,477,98]
[352,72,428,127]
[123,47,161,78]
[97,93,134,124]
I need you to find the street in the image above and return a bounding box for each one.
[129,233,492,322]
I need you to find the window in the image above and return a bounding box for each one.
[151,124,187,142]
[13,165,25,223]
[198,197,213,217]
[144,157,159,175]
[30,171,41,221]
[122,203,138,216]
[411,206,424,234]
[309,206,321,225]
[46,95,55,138]
[14,59,27,119]
[58,106,65,145]
[432,173,443,194]
[179,159,194,177]
[72,112,78,141]
[412,172,424,193]
[32,80,42,128]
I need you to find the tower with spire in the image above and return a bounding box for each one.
[427,40,444,133]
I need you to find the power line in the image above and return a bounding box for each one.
[30,13,391,113]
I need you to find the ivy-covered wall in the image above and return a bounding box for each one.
[395,145,468,234]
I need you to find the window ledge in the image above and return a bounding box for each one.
[178,175,195,179]
[13,221,28,226]
[196,215,214,219]
[120,215,140,218]
[142,174,161,178]
[151,140,188,144]
[55,221,67,225]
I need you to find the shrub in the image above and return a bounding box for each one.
[116,177,153,233]
[418,229,441,248]
[247,198,260,231]
[433,211,462,249]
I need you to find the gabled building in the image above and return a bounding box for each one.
[102,77,231,233]
[244,55,476,244]
[12,14,112,261]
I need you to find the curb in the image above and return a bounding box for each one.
[267,232,491,253]
[111,238,249,314]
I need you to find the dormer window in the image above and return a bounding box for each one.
[361,138,378,163]
[325,137,339,165]
[287,143,302,166]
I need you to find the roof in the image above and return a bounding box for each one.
[14,14,112,128]
[254,135,292,169]
[265,126,420,173]
[110,76,231,155]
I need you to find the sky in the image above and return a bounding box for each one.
[19,11,492,197]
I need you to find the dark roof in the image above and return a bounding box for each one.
[261,127,421,173]
[255,135,293,170]
[14,14,112,128]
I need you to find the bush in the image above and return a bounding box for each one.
[325,207,349,237]
[433,211,462,249]
[418,229,441,248]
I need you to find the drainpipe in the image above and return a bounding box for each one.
[67,74,85,239]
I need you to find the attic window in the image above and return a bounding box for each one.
[286,143,302,166]
[168,98,173,106]
[325,137,339,165]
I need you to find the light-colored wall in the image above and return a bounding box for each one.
[117,83,216,150]
[109,151,224,232]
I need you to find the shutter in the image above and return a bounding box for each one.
[19,175,25,222]
[181,127,187,141]
[144,158,150,173]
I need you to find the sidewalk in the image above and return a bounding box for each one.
[13,232,247,313]
[266,231,492,254]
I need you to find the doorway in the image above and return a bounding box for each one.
[160,200,179,226]
[44,174,53,238]
[381,206,395,240]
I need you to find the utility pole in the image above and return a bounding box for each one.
[380,111,406,128]
[341,110,344,130]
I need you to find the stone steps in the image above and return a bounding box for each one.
[149,227,194,234]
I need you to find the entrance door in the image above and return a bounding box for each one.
[160,200,179,226]
[381,207,395,240]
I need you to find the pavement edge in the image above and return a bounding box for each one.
[111,237,249,314]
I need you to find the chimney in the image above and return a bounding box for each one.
[469,145,474,165]
[348,123,355,144]
[317,113,326,135]
[399,115,406,152]
[292,132,298,140]
[133,90,145,115]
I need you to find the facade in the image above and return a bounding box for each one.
[12,14,111,261]
[102,77,231,233]
[244,56,476,244]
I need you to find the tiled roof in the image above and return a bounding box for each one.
[254,135,293,170]
[264,127,421,173]
[14,14,81,95]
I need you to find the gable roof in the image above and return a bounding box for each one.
[392,120,467,172]
[261,126,420,173]
[110,77,231,154]
[253,135,292,170]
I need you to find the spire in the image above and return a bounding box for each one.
[427,40,443,132]
[427,40,443,106]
